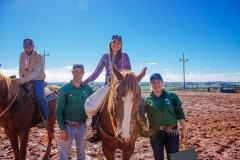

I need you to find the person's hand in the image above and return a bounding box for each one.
[61,129,68,141]
[181,127,187,139]
[15,79,22,85]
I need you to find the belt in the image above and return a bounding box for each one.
[153,124,176,131]
[65,120,86,127]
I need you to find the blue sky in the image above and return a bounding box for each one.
[0,0,240,82]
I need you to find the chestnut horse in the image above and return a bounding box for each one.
[0,73,58,160]
[97,65,147,160]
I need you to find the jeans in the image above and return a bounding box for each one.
[150,125,179,160]
[60,122,87,160]
[31,80,48,121]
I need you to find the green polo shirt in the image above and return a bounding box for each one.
[144,90,185,127]
[56,80,93,130]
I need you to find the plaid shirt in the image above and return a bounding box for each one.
[84,53,131,83]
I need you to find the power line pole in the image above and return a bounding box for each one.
[42,51,49,72]
[180,53,188,90]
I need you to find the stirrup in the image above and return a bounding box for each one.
[87,134,99,143]
[36,115,48,128]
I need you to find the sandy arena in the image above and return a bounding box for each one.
[0,91,240,159]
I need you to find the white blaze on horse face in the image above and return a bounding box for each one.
[121,91,134,140]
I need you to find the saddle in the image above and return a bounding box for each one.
[21,82,58,127]
[22,82,57,102]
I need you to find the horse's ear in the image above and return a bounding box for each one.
[136,67,147,82]
[112,64,123,81]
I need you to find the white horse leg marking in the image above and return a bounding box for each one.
[121,91,133,140]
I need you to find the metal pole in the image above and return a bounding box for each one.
[42,51,49,72]
[180,53,188,90]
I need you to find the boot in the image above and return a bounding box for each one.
[86,115,99,143]
[138,99,153,137]
[36,115,48,128]
[87,130,99,143]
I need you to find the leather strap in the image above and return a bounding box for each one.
[65,120,86,127]
[153,124,176,130]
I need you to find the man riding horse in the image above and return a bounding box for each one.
[15,38,48,128]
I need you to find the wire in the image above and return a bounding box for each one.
[0,57,180,64]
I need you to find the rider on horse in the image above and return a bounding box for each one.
[15,38,48,128]
[83,35,150,143]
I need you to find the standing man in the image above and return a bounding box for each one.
[56,64,93,160]
[16,38,48,128]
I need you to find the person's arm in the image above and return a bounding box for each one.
[19,54,44,83]
[56,88,67,131]
[179,119,187,139]
[172,93,185,120]
[61,130,68,141]
[172,93,187,139]
[19,54,23,78]
[84,54,106,84]
[124,53,131,70]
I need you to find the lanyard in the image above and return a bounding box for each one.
[25,54,31,68]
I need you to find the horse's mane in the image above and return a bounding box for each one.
[0,73,19,101]
[108,70,140,113]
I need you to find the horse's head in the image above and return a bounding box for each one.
[0,73,19,107]
[108,65,147,142]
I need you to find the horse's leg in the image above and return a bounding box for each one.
[102,141,116,160]
[4,130,19,159]
[122,143,135,160]
[18,128,30,160]
[42,116,55,160]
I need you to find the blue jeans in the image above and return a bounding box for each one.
[31,80,48,121]
[60,122,87,160]
[150,125,179,160]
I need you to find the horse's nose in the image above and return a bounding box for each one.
[118,133,131,142]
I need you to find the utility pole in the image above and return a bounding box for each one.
[42,51,49,72]
[180,53,188,90]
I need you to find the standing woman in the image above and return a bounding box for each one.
[144,73,187,160]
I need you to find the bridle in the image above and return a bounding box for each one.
[108,79,139,137]
[0,86,19,118]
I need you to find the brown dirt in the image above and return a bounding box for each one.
[0,91,240,159]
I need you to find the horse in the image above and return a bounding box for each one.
[0,73,58,160]
[97,65,147,160]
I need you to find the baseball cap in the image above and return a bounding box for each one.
[150,73,163,82]
[72,64,84,71]
[111,35,122,42]
[23,38,34,48]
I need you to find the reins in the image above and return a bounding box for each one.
[0,86,19,118]
[108,77,119,137]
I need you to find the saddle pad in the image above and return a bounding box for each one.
[44,87,57,101]
[84,85,110,118]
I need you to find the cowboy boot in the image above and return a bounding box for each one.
[86,114,99,143]
[36,115,48,128]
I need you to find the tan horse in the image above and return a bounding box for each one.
[97,65,147,160]
[0,73,58,160]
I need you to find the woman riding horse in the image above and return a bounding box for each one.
[97,65,147,160]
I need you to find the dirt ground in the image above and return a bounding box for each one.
[1,91,240,160]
